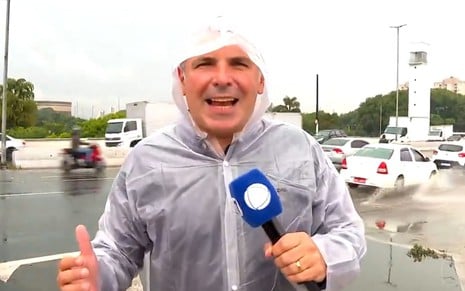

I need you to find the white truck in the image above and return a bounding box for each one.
[381,116,412,142]
[381,116,454,142]
[105,101,180,148]
[428,124,454,141]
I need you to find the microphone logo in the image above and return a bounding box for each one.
[244,183,271,210]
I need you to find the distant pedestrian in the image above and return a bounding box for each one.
[379,134,389,143]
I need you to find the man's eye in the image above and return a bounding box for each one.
[234,62,249,68]
[196,63,210,68]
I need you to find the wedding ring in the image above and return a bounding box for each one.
[295,260,302,271]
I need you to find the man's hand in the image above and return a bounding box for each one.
[57,225,100,291]
[264,232,326,284]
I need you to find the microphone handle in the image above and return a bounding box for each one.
[262,220,321,291]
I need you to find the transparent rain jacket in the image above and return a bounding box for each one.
[92,117,366,291]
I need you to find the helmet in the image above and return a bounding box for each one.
[72,126,81,135]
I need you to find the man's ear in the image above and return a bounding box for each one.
[177,67,185,83]
[257,75,265,94]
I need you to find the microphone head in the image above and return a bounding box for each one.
[229,168,282,227]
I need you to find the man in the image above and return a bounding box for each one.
[71,127,92,163]
[379,134,389,143]
[57,22,366,291]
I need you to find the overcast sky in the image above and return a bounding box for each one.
[1,0,464,118]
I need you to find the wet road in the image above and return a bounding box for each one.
[0,168,463,291]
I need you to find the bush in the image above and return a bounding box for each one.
[7,126,48,138]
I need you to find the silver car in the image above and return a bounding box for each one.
[321,137,370,171]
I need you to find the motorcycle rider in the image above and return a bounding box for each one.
[71,127,92,163]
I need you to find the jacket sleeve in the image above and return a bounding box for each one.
[91,162,150,290]
[308,137,367,291]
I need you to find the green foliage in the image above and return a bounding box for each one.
[431,88,465,131]
[271,96,301,112]
[303,112,340,134]
[407,244,449,262]
[0,78,38,129]
[36,108,86,137]
[80,111,126,138]
[7,126,49,138]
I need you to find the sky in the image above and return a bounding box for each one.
[1,0,464,119]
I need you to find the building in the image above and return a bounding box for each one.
[399,76,465,95]
[433,76,465,95]
[35,100,72,116]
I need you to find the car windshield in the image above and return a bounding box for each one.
[106,122,124,134]
[354,147,394,159]
[438,144,463,152]
[314,130,331,138]
[429,130,442,136]
[384,126,406,135]
[323,139,349,146]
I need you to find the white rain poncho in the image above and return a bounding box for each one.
[92,20,366,291]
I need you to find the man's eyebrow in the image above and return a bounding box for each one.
[230,56,253,63]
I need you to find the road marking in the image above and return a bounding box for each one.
[0,251,79,282]
[0,191,65,198]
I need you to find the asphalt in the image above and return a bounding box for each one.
[0,168,464,291]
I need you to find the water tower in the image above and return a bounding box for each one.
[407,42,431,141]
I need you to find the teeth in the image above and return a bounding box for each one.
[210,98,236,102]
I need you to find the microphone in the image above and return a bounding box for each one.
[229,168,321,291]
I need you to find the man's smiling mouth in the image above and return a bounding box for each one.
[205,97,239,106]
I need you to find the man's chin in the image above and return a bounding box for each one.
[202,125,243,138]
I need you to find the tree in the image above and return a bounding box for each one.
[80,110,126,137]
[272,96,301,112]
[0,78,37,129]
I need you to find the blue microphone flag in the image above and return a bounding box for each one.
[229,168,282,227]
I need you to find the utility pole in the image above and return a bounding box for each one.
[379,103,383,136]
[1,0,11,168]
[390,24,407,141]
[315,74,319,134]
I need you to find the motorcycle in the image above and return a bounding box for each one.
[61,143,106,174]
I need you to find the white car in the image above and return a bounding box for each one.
[321,137,370,171]
[0,134,26,161]
[339,143,437,191]
[0,133,26,150]
[431,141,465,171]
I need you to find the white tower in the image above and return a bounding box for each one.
[407,42,431,141]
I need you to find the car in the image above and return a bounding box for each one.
[339,143,437,191]
[321,137,370,171]
[313,129,347,144]
[446,134,463,141]
[431,141,465,172]
[0,133,26,161]
[427,129,446,141]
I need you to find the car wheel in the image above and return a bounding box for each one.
[6,147,15,163]
[394,176,404,192]
[428,170,437,179]
[62,160,71,173]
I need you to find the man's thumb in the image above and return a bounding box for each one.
[75,224,94,256]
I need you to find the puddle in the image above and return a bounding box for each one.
[346,238,462,291]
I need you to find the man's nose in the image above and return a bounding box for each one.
[212,64,233,87]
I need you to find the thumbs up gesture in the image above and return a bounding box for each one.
[57,225,100,291]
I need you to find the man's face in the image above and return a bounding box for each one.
[178,45,264,139]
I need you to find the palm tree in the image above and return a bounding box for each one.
[271,96,301,112]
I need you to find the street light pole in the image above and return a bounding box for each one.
[2,0,11,168]
[390,24,406,141]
